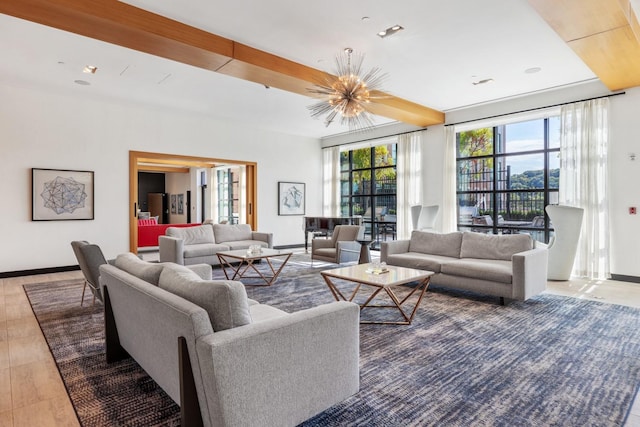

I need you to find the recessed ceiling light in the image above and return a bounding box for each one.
[472,78,494,86]
[377,24,404,38]
[74,80,91,86]
[83,65,97,74]
[525,67,542,74]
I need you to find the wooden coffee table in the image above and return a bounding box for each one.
[216,248,293,286]
[321,263,434,325]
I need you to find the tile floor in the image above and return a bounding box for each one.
[0,267,639,426]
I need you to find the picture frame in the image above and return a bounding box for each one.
[278,181,305,215]
[170,194,177,214]
[177,193,184,215]
[32,168,94,221]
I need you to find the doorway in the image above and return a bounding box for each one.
[129,151,258,253]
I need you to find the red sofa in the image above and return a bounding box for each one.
[138,219,201,247]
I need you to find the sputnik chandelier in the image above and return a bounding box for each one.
[307,48,387,130]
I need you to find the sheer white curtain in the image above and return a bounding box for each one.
[442,125,458,232]
[396,131,424,239]
[559,98,610,279]
[322,146,341,216]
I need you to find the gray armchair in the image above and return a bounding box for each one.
[71,240,108,305]
[311,225,364,265]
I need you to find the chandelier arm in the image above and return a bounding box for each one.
[306,48,387,131]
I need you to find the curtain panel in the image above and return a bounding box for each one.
[396,131,424,239]
[559,98,610,279]
[322,146,341,217]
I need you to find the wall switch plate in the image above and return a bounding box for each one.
[630,207,637,215]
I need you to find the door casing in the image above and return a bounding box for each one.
[129,150,258,253]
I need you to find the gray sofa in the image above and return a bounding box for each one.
[381,230,548,302]
[159,223,273,265]
[100,253,360,427]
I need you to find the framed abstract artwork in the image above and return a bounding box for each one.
[32,168,94,221]
[278,181,305,215]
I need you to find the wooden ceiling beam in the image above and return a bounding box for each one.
[0,0,234,72]
[220,43,445,127]
[0,0,445,127]
[528,0,640,91]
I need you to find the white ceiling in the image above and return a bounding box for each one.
[0,0,600,138]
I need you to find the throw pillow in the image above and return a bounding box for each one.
[158,264,252,332]
[114,253,165,285]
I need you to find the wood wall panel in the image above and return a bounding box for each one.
[528,0,640,91]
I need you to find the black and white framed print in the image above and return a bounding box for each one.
[32,168,94,221]
[278,181,305,215]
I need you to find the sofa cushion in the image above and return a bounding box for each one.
[409,231,463,258]
[385,253,454,273]
[440,258,513,284]
[158,264,252,332]
[460,232,533,261]
[114,253,165,285]
[167,224,214,245]
[213,224,253,243]
[183,243,230,258]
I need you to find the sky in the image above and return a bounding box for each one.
[500,118,560,175]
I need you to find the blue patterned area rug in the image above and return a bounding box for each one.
[237,258,640,427]
[24,255,640,426]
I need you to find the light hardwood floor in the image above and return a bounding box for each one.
[0,269,639,426]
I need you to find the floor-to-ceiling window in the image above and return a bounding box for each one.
[456,117,560,243]
[340,144,397,248]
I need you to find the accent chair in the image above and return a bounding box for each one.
[545,204,585,280]
[71,240,108,305]
[311,225,364,265]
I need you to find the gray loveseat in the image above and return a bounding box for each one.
[381,231,548,302]
[100,253,360,427]
[159,223,273,265]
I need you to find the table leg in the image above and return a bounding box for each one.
[358,244,371,264]
[216,255,236,280]
[360,278,431,325]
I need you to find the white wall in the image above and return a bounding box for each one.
[608,86,640,277]
[0,83,321,273]
[421,82,640,278]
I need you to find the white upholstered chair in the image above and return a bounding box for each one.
[545,205,585,280]
[410,205,439,231]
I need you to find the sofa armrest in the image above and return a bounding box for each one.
[380,239,410,262]
[195,301,360,426]
[337,241,361,263]
[511,247,548,301]
[186,264,213,280]
[252,231,273,248]
[159,236,184,265]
